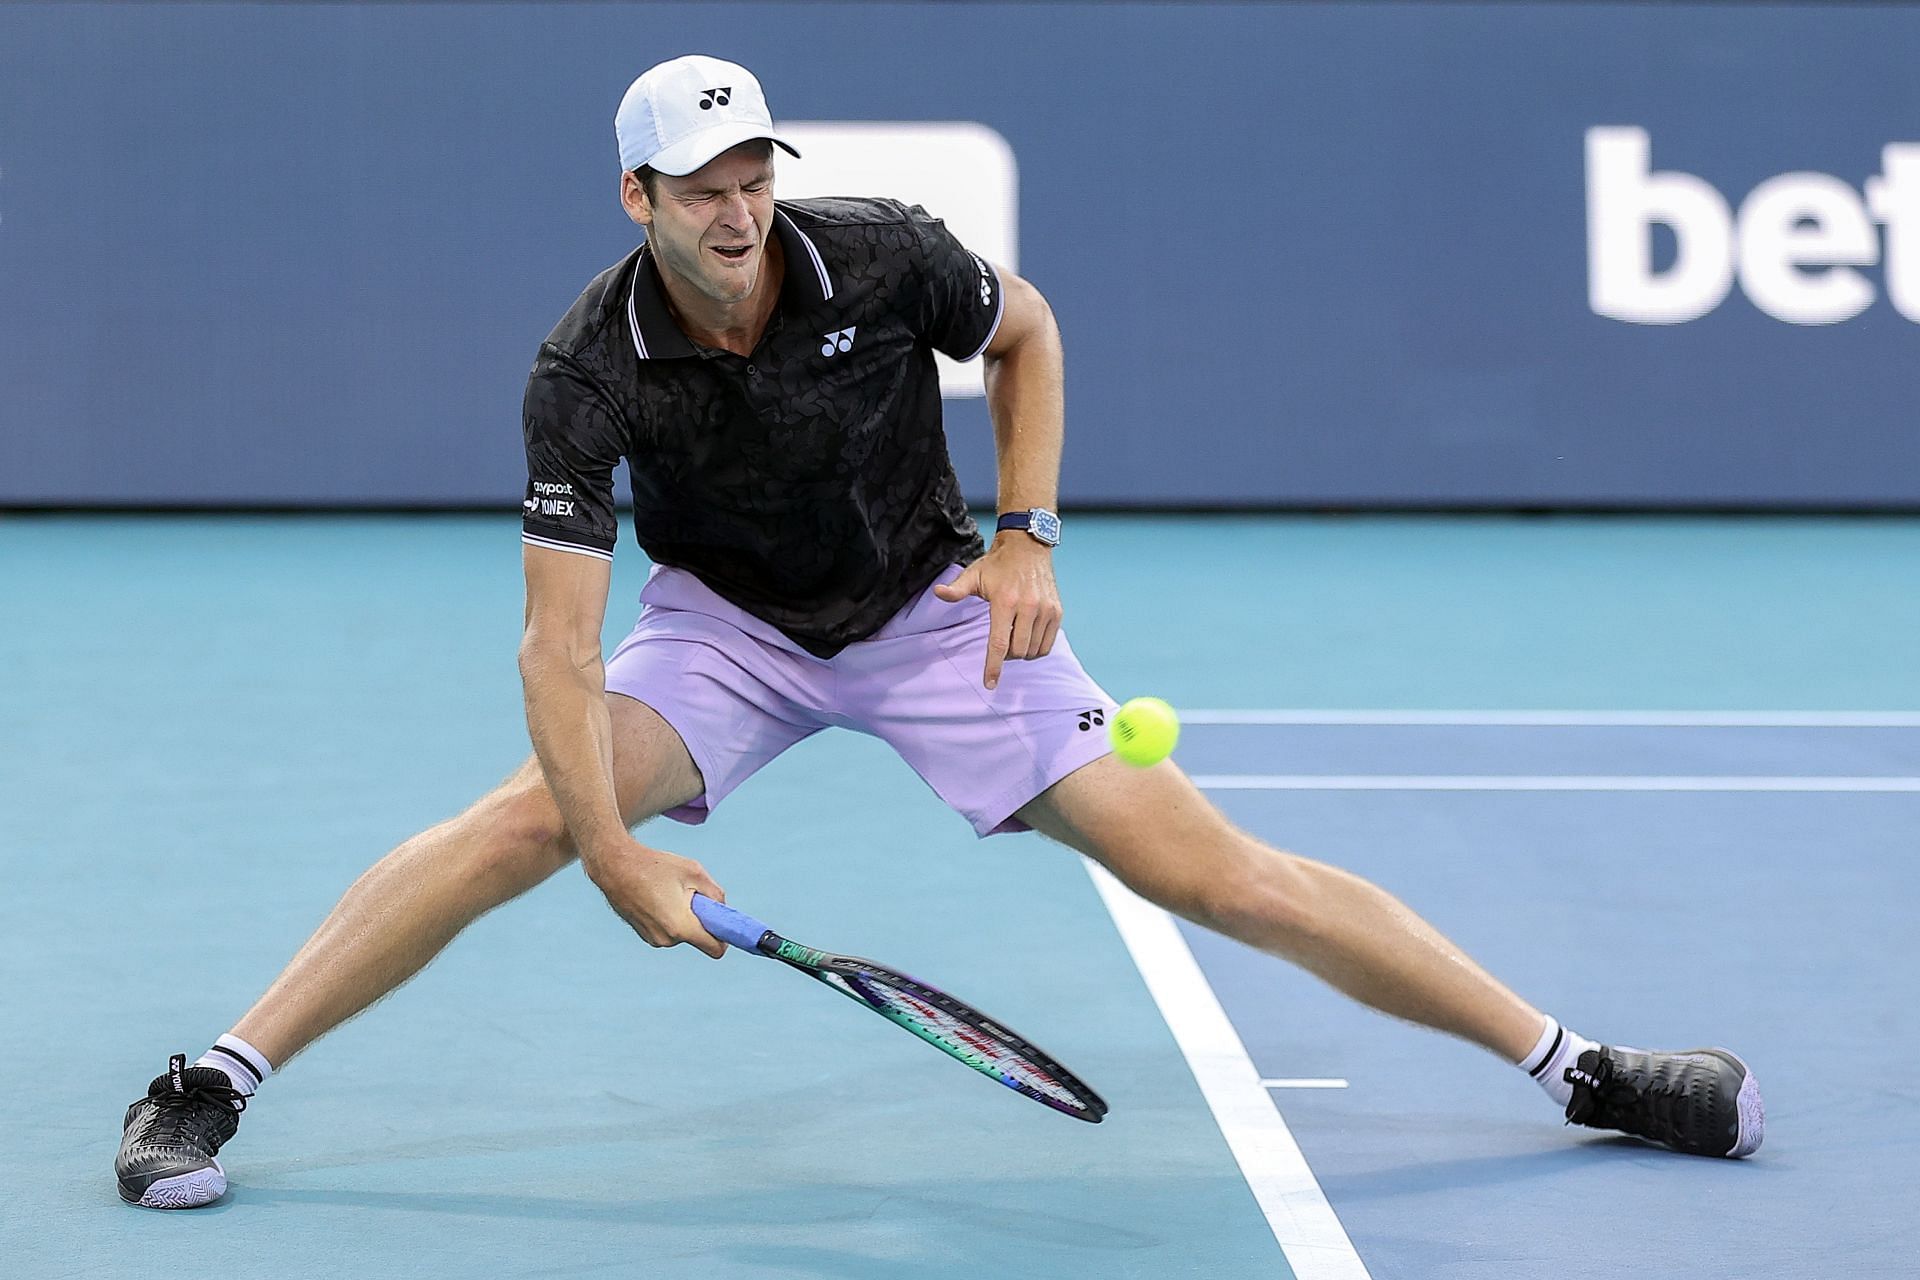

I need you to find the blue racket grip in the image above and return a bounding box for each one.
[690,893,772,953]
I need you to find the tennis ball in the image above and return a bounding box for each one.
[1109,696,1180,767]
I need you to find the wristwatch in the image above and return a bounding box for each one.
[996,507,1062,547]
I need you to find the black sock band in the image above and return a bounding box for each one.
[1527,1024,1566,1079]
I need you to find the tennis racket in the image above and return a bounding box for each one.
[690,893,1107,1123]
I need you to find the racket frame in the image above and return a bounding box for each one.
[693,894,1108,1122]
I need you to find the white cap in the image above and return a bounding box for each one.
[615,55,800,176]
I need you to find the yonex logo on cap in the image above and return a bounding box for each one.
[616,57,798,178]
[820,327,857,357]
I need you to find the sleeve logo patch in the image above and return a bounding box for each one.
[527,481,576,518]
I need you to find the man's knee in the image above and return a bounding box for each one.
[457,770,575,896]
[1166,838,1327,947]
[439,698,702,906]
[454,737,694,899]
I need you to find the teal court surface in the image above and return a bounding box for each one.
[3,513,1917,1278]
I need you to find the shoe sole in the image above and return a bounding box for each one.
[1684,1048,1764,1158]
[1725,1053,1765,1158]
[120,1160,227,1209]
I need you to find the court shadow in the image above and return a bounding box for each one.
[235,1184,663,1224]
[1321,1135,1771,1203]
[232,1178,1164,1248]
[234,1119,673,1179]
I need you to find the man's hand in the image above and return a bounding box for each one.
[933,535,1062,689]
[582,838,729,958]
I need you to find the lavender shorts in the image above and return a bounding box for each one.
[605,564,1117,836]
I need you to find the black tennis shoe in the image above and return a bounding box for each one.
[1563,1045,1763,1158]
[116,1054,246,1208]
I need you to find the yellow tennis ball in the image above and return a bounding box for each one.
[1109,696,1180,767]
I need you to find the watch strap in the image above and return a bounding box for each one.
[995,508,1061,545]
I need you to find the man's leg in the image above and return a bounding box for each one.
[232,693,704,1066]
[1016,754,1763,1157]
[116,694,703,1208]
[1018,755,1543,1060]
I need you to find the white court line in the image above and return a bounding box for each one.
[1262,1079,1351,1090]
[1193,775,1920,792]
[1085,860,1371,1280]
[1181,709,1920,727]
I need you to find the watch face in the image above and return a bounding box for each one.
[1031,509,1062,545]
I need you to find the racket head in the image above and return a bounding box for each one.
[814,956,1108,1122]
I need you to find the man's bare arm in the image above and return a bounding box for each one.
[980,267,1064,522]
[519,544,725,955]
[933,266,1066,687]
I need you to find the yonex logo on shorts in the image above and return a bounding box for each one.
[1076,709,1106,731]
[698,87,732,110]
[820,327,857,357]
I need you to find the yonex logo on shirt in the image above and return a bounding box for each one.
[1076,709,1106,731]
[820,327,857,357]
[699,87,732,110]
[972,254,994,307]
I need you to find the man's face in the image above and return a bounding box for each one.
[625,143,776,308]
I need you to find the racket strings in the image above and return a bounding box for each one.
[855,975,1089,1111]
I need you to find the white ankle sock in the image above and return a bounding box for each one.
[194,1033,274,1105]
[1519,1015,1598,1108]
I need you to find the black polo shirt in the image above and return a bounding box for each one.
[520,197,1003,657]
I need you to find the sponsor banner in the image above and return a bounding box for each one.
[2,3,1917,507]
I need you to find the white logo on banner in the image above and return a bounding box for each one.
[1587,126,1920,325]
[776,122,1018,396]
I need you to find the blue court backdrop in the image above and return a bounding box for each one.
[4,1,1920,508]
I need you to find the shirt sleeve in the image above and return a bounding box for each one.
[903,204,1006,363]
[520,347,623,561]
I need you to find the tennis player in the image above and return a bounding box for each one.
[116,54,1762,1209]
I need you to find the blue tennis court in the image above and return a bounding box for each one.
[4,513,1917,1277]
